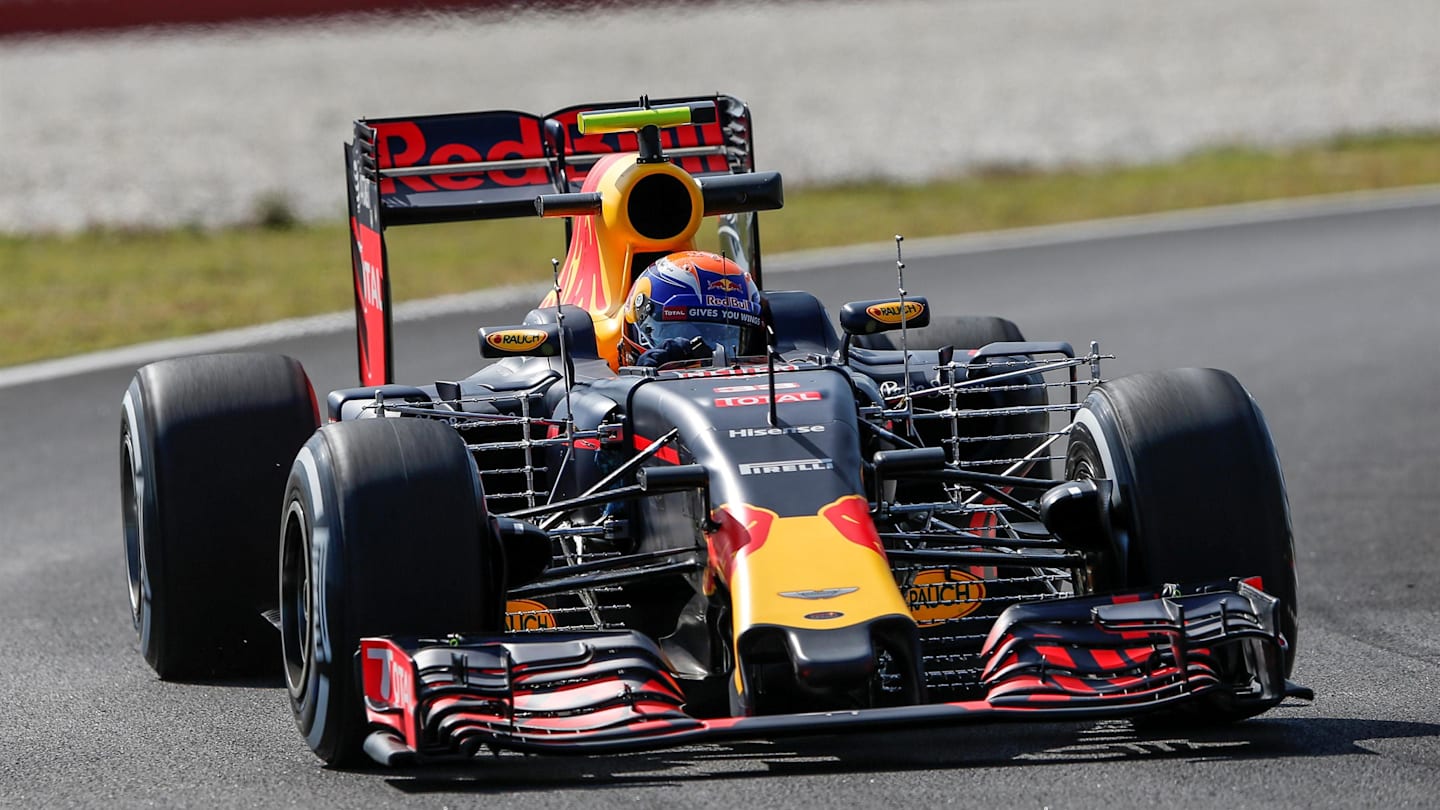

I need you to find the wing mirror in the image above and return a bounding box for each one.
[839,297,931,337]
[478,324,563,358]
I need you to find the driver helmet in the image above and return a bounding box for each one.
[620,251,765,366]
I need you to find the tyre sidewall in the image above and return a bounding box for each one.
[284,435,357,764]
[121,377,167,671]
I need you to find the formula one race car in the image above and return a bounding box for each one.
[119,94,1307,767]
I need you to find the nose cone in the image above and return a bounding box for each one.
[714,496,923,709]
[712,497,911,632]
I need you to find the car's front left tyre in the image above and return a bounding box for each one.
[1066,367,1298,707]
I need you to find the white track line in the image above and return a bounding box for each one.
[765,184,1440,273]
[3,185,1437,390]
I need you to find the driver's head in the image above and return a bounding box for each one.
[620,251,764,367]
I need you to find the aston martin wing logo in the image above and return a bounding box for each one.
[777,587,859,600]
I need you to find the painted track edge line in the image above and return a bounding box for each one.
[3,185,1437,390]
[0,283,551,390]
[766,184,1440,273]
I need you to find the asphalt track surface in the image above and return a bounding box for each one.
[3,195,1439,807]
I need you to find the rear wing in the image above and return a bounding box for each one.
[345,94,758,385]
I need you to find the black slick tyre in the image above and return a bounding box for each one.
[1066,368,1298,681]
[859,315,1048,477]
[281,418,505,766]
[120,353,318,679]
[852,315,1025,352]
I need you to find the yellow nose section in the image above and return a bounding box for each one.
[712,496,912,634]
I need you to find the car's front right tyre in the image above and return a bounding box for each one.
[281,418,504,766]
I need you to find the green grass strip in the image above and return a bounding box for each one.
[3,131,1438,368]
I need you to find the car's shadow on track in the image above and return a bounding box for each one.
[374,708,1440,795]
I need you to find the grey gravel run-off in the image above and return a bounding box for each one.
[2,0,1437,232]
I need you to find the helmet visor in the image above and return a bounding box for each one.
[644,318,763,357]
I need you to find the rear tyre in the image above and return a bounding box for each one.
[1066,368,1298,684]
[120,353,318,679]
[860,316,1049,478]
[281,418,505,766]
[852,315,1024,352]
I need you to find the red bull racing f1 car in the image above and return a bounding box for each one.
[119,94,1308,767]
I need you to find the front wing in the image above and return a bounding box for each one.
[358,580,1307,766]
